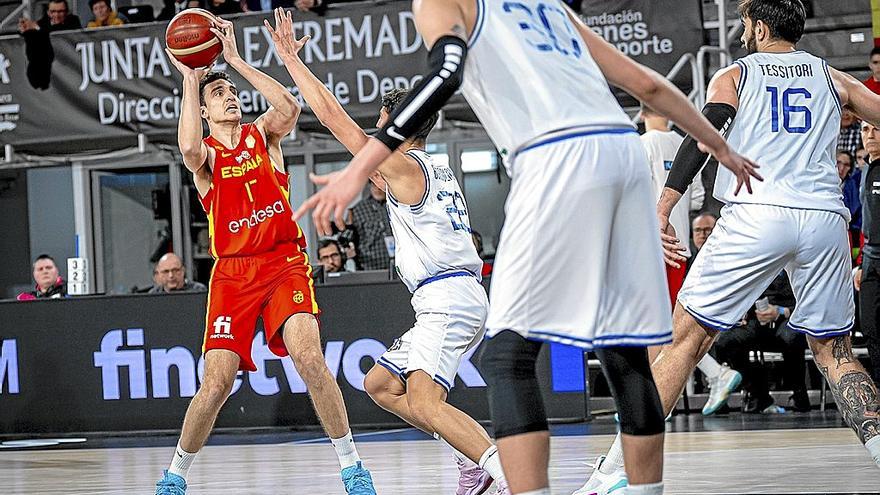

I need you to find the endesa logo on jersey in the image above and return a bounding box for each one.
[229,200,286,234]
[220,153,263,179]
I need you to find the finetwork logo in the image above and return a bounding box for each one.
[210,316,233,340]
[93,329,486,400]
[0,339,19,394]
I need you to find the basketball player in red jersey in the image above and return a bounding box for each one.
[155,16,377,495]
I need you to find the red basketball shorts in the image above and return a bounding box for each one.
[203,242,319,371]
[665,262,687,309]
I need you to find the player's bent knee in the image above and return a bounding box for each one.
[363,366,400,405]
[479,331,548,438]
[596,346,665,436]
[291,346,328,379]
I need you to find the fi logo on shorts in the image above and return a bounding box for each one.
[211,316,233,340]
[292,291,304,304]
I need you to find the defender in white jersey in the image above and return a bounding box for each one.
[296,0,761,493]
[581,1,880,493]
[266,11,510,494]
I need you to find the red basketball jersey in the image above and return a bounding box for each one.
[199,123,305,258]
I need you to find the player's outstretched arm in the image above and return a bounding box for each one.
[295,0,471,235]
[266,8,368,154]
[832,67,880,127]
[166,49,209,175]
[210,17,300,140]
[565,7,761,198]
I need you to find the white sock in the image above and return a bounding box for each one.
[434,433,478,468]
[866,435,880,467]
[330,430,361,469]
[599,434,625,475]
[697,354,722,379]
[517,490,550,495]
[625,482,664,494]
[478,445,506,481]
[168,442,198,479]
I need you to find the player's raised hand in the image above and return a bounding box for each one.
[165,48,212,79]
[210,17,242,63]
[701,143,763,195]
[295,167,367,236]
[264,8,311,61]
[658,214,687,268]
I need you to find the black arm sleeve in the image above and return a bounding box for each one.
[374,35,467,151]
[665,102,737,194]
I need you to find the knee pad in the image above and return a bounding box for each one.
[595,346,665,436]
[479,331,548,438]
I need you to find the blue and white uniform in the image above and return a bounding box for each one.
[461,0,672,349]
[679,50,854,336]
[377,149,488,391]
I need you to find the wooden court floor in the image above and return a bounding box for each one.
[1,427,878,494]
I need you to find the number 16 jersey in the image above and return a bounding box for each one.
[388,149,483,293]
[718,51,848,220]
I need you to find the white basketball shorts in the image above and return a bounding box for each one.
[378,273,488,391]
[485,128,673,349]
[679,203,855,337]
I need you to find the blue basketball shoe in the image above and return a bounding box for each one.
[155,470,187,495]
[341,461,377,494]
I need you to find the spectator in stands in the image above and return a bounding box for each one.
[18,0,81,90]
[712,272,810,413]
[858,147,870,170]
[87,0,125,28]
[855,121,880,384]
[148,253,206,293]
[838,109,863,156]
[17,254,67,300]
[691,212,717,255]
[206,0,243,16]
[839,151,863,231]
[317,239,349,274]
[293,0,328,14]
[865,47,880,95]
[156,0,201,21]
[349,177,393,271]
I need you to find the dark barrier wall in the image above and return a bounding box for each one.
[0,282,586,434]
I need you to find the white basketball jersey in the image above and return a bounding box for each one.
[460,0,632,162]
[717,51,848,220]
[387,149,484,292]
[642,130,704,257]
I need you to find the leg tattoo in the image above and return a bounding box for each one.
[817,336,880,444]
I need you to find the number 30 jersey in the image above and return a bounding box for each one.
[718,51,847,220]
[460,0,632,162]
[388,149,483,292]
[199,123,305,258]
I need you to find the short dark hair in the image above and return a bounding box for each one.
[47,0,69,8]
[738,0,806,44]
[871,47,880,59]
[33,254,56,267]
[381,88,438,142]
[318,239,342,253]
[88,0,110,9]
[199,72,236,106]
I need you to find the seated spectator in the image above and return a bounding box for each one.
[17,254,67,300]
[690,212,717,258]
[839,151,863,232]
[156,0,201,21]
[865,47,880,95]
[206,0,243,16]
[18,0,81,90]
[857,147,870,171]
[293,0,328,15]
[838,109,863,157]
[148,253,206,293]
[712,272,810,413]
[317,239,351,275]
[349,177,393,271]
[87,0,125,28]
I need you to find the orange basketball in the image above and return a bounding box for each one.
[165,9,222,70]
